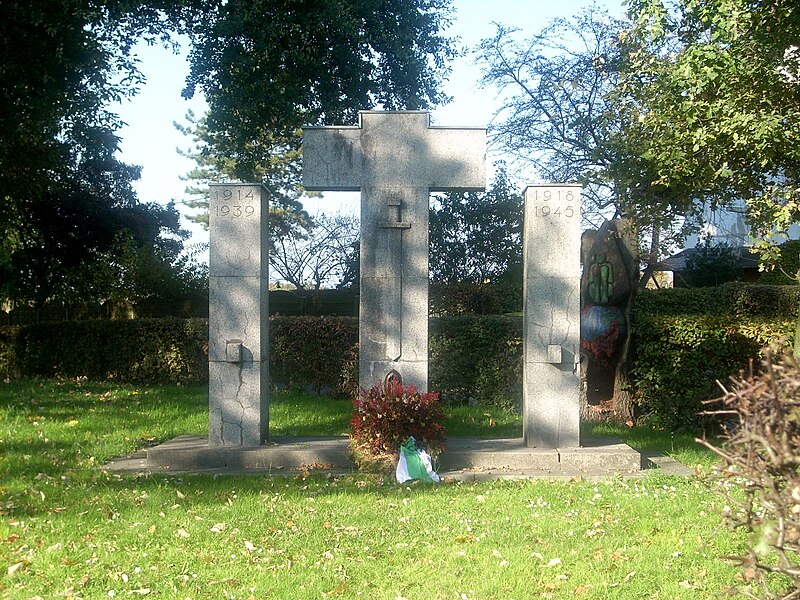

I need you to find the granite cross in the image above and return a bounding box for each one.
[303,111,486,390]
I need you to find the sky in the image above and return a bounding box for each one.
[115,0,625,249]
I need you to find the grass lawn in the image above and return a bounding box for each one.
[1,379,753,599]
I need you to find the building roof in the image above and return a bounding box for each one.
[657,246,761,272]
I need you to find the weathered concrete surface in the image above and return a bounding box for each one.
[303,111,486,391]
[100,436,659,479]
[208,183,269,446]
[522,185,582,448]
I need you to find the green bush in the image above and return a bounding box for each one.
[682,239,743,287]
[429,281,522,316]
[635,283,800,318]
[4,319,208,383]
[0,326,21,380]
[632,313,794,430]
[429,316,522,410]
[759,239,800,285]
[269,316,358,394]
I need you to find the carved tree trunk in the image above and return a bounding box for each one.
[612,290,636,423]
[611,220,645,423]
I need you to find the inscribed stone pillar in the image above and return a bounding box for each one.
[522,185,581,448]
[303,111,486,391]
[208,183,269,446]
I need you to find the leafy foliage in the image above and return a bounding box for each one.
[177,0,457,235]
[633,285,800,430]
[429,165,523,284]
[349,381,446,470]
[175,111,312,240]
[631,314,776,430]
[612,0,800,272]
[182,0,455,141]
[759,241,800,286]
[477,8,626,230]
[636,283,800,319]
[682,239,743,288]
[0,0,194,309]
[270,316,358,394]
[3,319,208,384]
[429,316,523,410]
[699,351,800,598]
[429,281,522,316]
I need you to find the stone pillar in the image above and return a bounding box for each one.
[208,183,269,446]
[522,185,581,448]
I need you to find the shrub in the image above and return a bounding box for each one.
[631,315,792,431]
[349,381,446,471]
[682,239,743,287]
[699,350,800,598]
[759,240,800,285]
[269,316,358,393]
[635,283,800,319]
[6,319,208,383]
[429,281,522,316]
[429,316,522,410]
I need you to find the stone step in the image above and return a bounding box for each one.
[145,435,643,474]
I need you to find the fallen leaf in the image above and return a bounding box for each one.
[574,584,589,595]
[7,562,25,576]
[244,540,256,552]
[547,558,562,568]
[210,523,226,533]
[130,589,150,595]
[176,490,185,499]
[176,529,190,539]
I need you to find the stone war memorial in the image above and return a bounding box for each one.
[146,110,643,476]
[302,111,486,391]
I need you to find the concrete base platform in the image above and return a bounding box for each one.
[439,437,642,473]
[101,435,694,479]
[146,435,351,471]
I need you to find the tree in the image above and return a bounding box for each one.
[177,0,457,241]
[429,164,523,284]
[2,0,457,310]
[681,238,742,287]
[271,214,359,290]
[612,0,800,347]
[176,110,312,241]
[0,0,189,309]
[182,0,455,148]
[610,0,800,244]
[477,8,626,230]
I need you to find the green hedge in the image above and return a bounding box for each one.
[430,316,522,410]
[1,319,209,384]
[270,316,358,394]
[635,282,800,318]
[0,316,522,409]
[6,287,795,429]
[631,285,798,430]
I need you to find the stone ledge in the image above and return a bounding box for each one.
[104,435,673,478]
